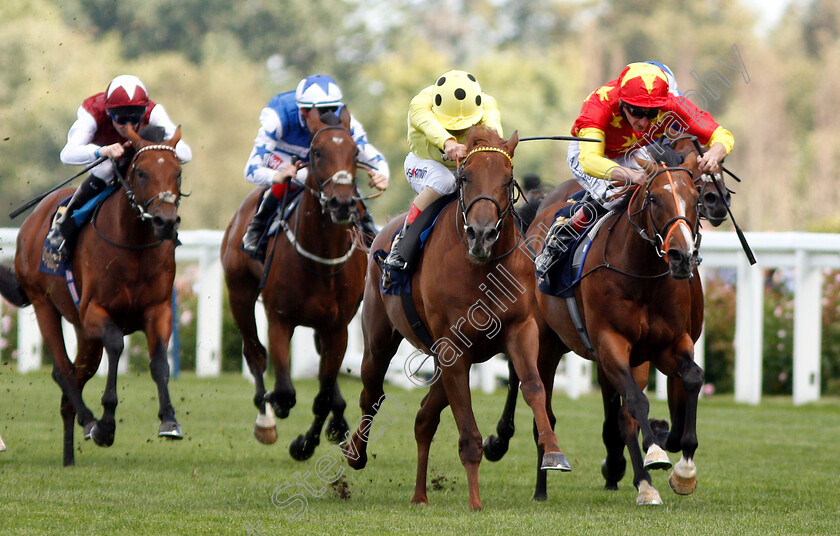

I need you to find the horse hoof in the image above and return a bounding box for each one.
[669,456,698,495]
[342,441,367,470]
[643,444,672,470]
[325,416,349,444]
[289,434,316,461]
[636,480,663,506]
[159,421,184,440]
[254,425,278,445]
[601,457,626,484]
[90,422,114,447]
[540,451,572,471]
[482,435,509,462]
[533,492,547,502]
[83,421,96,440]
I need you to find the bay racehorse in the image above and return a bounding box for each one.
[343,125,570,510]
[533,144,704,505]
[0,126,184,466]
[220,107,366,460]
[485,139,721,503]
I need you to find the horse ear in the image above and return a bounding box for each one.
[506,130,519,156]
[167,126,182,147]
[125,123,143,147]
[339,106,351,128]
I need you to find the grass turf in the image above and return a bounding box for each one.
[0,364,838,535]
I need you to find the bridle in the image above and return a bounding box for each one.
[456,146,518,234]
[91,143,182,250]
[299,125,356,213]
[116,144,182,220]
[627,163,702,259]
[454,145,523,261]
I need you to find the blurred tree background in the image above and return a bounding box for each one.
[1,0,838,231]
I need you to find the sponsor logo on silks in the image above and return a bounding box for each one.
[268,154,284,170]
[408,167,427,179]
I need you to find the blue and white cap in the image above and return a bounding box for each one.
[294,75,343,108]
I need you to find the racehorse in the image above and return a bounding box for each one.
[220,107,366,460]
[343,125,570,510]
[486,140,708,505]
[0,126,184,466]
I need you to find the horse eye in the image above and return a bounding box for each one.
[649,194,658,204]
[312,148,321,158]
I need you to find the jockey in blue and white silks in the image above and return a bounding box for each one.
[241,74,390,258]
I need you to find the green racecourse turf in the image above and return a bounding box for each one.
[1,366,839,536]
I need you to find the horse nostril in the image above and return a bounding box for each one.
[327,198,342,211]
[465,227,476,241]
[667,250,684,264]
[703,193,718,205]
[486,229,499,243]
[153,216,164,228]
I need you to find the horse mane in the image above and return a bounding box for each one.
[467,124,504,148]
[648,142,684,168]
[137,125,166,143]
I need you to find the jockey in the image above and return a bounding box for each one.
[48,75,192,251]
[383,69,502,271]
[533,62,735,277]
[241,74,390,258]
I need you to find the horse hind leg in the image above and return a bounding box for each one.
[412,381,449,505]
[227,278,275,443]
[289,328,349,461]
[483,358,518,463]
[87,321,124,448]
[598,366,627,491]
[668,359,703,495]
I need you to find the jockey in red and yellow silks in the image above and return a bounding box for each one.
[534,62,734,280]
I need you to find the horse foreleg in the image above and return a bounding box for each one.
[89,316,124,448]
[289,329,347,461]
[325,381,348,444]
[483,358,518,463]
[265,317,295,419]
[533,342,562,501]
[412,381,449,505]
[440,360,484,511]
[507,320,570,472]
[597,365,627,491]
[145,303,182,439]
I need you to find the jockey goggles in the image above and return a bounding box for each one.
[108,106,147,125]
[622,102,660,120]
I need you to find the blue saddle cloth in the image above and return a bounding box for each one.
[40,185,118,276]
[378,195,457,296]
[537,190,595,298]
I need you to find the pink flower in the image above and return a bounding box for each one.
[779,372,788,382]
[1,315,11,334]
[702,383,715,396]
[180,309,194,326]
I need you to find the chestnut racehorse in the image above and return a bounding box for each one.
[0,126,184,466]
[343,125,570,510]
[220,108,366,460]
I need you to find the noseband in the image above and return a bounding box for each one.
[456,146,517,233]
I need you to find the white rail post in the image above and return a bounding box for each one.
[196,245,222,377]
[734,255,764,405]
[17,307,41,373]
[793,249,822,405]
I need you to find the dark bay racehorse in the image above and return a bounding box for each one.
[343,125,570,510]
[220,108,366,460]
[0,126,184,466]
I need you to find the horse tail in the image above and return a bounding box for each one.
[0,264,31,307]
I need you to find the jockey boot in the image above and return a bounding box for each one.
[47,175,107,251]
[242,190,281,259]
[356,204,379,248]
[383,220,410,271]
[534,205,595,276]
